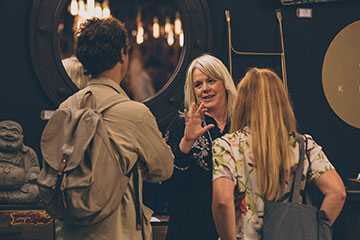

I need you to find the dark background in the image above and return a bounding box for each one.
[1,0,359,239]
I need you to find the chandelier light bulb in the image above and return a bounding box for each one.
[167,30,174,46]
[78,0,85,18]
[102,7,110,18]
[70,0,78,16]
[153,17,160,39]
[165,17,171,34]
[174,12,182,35]
[179,32,184,47]
[95,2,102,18]
[87,0,95,18]
[102,0,111,18]
[137,25,144,44]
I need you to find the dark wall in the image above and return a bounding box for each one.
[209,0,360,181]
[0,1,54,158]
[207,0,360,180]
[207,0,360,238]
[1,0,359,239]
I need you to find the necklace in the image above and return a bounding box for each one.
[202,117,213,143]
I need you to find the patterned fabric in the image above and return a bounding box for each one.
[212,128,335,240]
[164,114,229,240]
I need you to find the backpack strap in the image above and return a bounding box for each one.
[95,93,142,224]
[69,89,97,110]
[291,134,305,203]
[133,163,142,230]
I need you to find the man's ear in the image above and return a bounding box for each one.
[120,48,127,62]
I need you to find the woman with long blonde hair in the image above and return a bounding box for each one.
[212,68,346,240]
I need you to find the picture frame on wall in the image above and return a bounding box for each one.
[281,0,343,5]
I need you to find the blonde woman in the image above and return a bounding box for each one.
[165,54,237,240]
[212,68,346,240]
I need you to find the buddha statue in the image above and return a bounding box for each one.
[0,120,40,204]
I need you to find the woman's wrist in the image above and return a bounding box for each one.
[179,137,194,153]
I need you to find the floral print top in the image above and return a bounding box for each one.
[212,128,335,240]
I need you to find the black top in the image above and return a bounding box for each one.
[165,114,230,240]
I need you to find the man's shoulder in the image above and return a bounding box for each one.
[112,99,148,112]
[58,88,88,109]
[107,98,152,123]
[58,89,152,123]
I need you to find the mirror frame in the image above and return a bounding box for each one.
[29,0,212,129]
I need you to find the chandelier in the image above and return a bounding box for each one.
[67,0,183,47]
[68,0,110,30]
[134,8,183,47]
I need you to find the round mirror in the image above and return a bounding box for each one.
[59,0,183,102]
[30,0,212,129]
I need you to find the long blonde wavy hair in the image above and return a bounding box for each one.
[230,68,297,200]
[184,54,237,121]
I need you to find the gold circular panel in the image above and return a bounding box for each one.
[322,20,360,129]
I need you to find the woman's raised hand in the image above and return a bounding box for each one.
[179,102,215,153]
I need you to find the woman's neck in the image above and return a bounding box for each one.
[206,109,227,133]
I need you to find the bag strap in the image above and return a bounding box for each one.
[291,134,305,203]
[133,163,142,230]
[69,89,96,110]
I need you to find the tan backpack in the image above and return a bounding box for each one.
[38,90,129,225]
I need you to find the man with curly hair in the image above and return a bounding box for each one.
[55,17,174,240]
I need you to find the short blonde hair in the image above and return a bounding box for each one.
[62,56,90,89]
[184,54,237,121]
[231,68,297,200]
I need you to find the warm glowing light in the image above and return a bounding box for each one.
[179,32,184,47]
[68,1,183,47]
[95,3,102,18]
[102,0,111,18]
[164,17,171,34]
[102,7,110,18]
[70,0,78,16]
[137,25,144,44]
[58,23,64,33]
[87,0,95,18]
[167,30,174,46]
[136,7,144,44]
[76,16,86,30]
[84,10,91,20]
[153,17,160,39]
[174,12,182,35]
[78,0,85,18]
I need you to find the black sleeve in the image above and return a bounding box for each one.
[165,115,192,171]
[164,115,195,207]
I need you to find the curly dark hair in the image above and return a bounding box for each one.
[75,17,129,78]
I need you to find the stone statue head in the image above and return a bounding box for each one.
[0,120,24,153]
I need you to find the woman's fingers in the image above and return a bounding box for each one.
[184,108,188,122]
[203,124,215,132]
[196,102,204,114]
[187,102,203,120]
[189,102,197,115]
